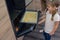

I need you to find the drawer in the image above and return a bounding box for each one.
[0,20,12,39]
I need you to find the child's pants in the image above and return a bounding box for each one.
[43,31,51,40]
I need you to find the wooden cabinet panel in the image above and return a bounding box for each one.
[0,0,16,40]
[0,26,16,40]
[0,15,9,27]
[0,19,11,39]
[0,6,8,21]
[0,0,5,7]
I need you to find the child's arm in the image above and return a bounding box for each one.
[39,15,46,20]
[38,17,46,24]
[50,21,59,35]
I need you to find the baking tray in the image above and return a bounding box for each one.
[20,11,38,24]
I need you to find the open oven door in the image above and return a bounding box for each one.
[13,11,39,37]
[5,0,39,38]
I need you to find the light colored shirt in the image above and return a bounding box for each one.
[58,6,60,20]
[44,11,60,33]
[58,6,60,15]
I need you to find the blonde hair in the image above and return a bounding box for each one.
[47,2,57,21]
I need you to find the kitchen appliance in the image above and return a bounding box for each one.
[14,11,39,37]
[5,0,39,38]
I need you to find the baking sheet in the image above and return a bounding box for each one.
[20,11,38,24]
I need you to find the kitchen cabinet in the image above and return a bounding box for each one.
[0,0,16,40]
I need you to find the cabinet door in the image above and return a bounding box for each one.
[0,0,16,40]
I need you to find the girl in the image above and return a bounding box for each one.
[38,2,60,40]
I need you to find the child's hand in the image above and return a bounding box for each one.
[49,32,55,35]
